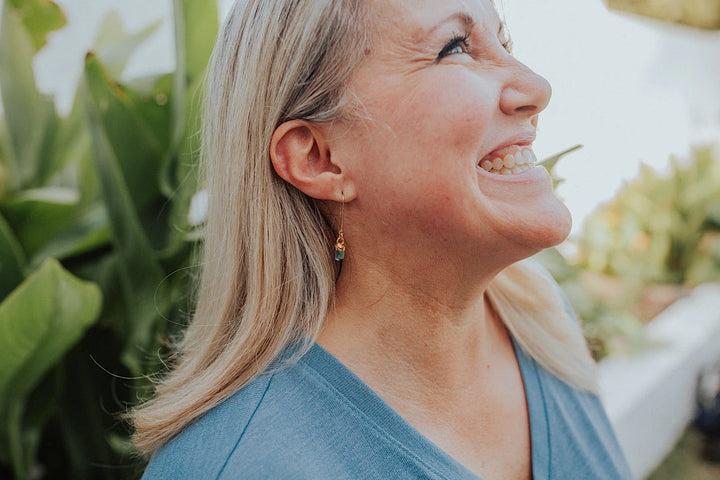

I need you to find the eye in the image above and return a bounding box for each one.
[437,33,471,60]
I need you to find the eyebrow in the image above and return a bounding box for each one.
[420,11,504,41]
[420,11,476,40]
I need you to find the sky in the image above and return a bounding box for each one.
[23,0,720,237]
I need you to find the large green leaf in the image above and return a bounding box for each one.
[170,0,218,149]
[83,62,170,373]
[174,0,217,92]
[0,2,58,190]
[47,90,97,201]
[28,205,111,268]
[0,187,82,258]
[0,115,9,198]
[6,0,66,53]
[158,0,218,257]
[0,258,101,479]
[0,212,26,298]
[82,54,167,217]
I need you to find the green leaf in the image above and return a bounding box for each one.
[539,144,583,172]
[6,0,66,53]
[0,114,9,198]
[54,337,135,480]
[47,91,96,200]
[539,144,583,190]
[0,187,82,258]
[160,0,217,256]
[0,212,26,299]
[83,63,170,373]
[82,54,167,215]
[175,0,217,90]
[168,0,218,164]
[534,247,579,283]
[0,258,101,479]
[0,2,58,190]
[28,205,112,268]
[93,12,162,79]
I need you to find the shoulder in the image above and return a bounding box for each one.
[140,355,366,480]
[141,372,276,480]
[522,351,633,478]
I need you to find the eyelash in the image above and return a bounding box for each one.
[438,33,472,59]
[437,30,513,60]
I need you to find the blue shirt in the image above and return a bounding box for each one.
[142,340,632,479]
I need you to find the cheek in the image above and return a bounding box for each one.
[390,71,497,148]
[344,71,501,232]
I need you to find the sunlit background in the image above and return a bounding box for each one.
[27,0,720,235]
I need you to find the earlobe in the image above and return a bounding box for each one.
[270,120,352,201]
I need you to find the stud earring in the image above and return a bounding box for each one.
[334,193,346,261]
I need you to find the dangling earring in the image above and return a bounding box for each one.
[334,193,346,261]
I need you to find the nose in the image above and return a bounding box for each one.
[499,60,552,119]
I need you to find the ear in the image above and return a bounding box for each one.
[270,120,355,201]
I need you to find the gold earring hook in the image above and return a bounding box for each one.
[334,192,346,261]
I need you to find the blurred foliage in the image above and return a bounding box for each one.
[0,0,217,478]
[535,247,655,361]
[580,147,720,286]
[606,0,720,30]
[535,147,653,360]
[538,147,720,360]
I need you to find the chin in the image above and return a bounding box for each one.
[509,200,572,253]
[531,202,572,248]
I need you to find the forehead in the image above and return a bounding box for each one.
[366,0,500,40]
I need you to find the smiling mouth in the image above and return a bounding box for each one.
[478,146,537,175]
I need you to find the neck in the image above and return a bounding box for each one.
[317,249,510,403]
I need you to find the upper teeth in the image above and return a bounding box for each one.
[479,148,537,175]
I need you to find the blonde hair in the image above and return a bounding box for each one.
[131,0,596,456]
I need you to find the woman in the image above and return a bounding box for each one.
[135,0,632,478]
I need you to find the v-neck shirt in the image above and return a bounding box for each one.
[142,339,632,479]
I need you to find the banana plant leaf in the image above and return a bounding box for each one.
[0,187,82,258]
[28,206,112,269]
[0,2,58,190]
[48,92,98,202]
[83,56,170,373]
[0,258,101,480]
[169,0,217,152]
[5,0,66,53]
[153,0,218,260]
[82,55,168,221]
[0,116,9,197]
[0,212,25,299]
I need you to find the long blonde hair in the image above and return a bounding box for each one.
[131,0,596,456]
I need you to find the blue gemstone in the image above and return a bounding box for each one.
[335,250,345,261]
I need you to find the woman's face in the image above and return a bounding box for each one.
[331,0,570,268]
